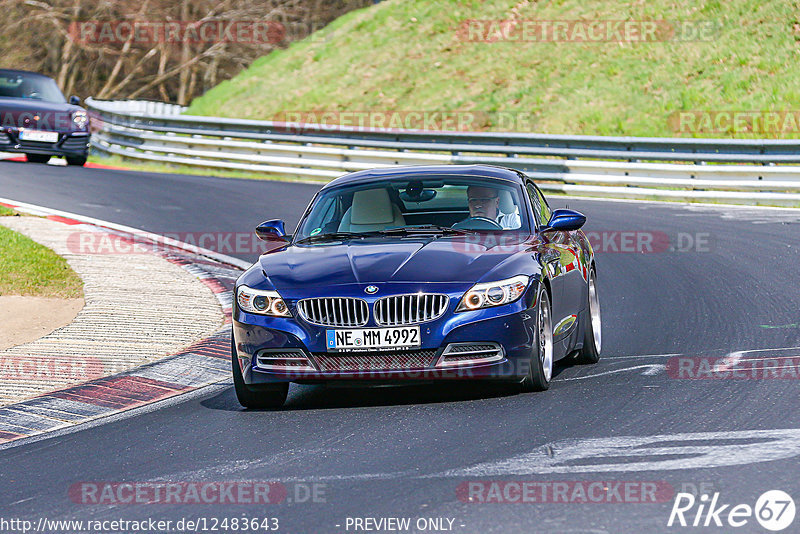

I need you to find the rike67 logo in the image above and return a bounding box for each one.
[668,490,796,531]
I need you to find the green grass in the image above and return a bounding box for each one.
[0,206,15,216]
[0,216,83,298]
[186,0,800,138]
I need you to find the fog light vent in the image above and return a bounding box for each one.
[436,342,504,368]
[256,349,315,371]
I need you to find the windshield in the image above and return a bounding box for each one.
[0,71,66,103]
[295,175,531,241]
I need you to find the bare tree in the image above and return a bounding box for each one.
[0,0,371,102]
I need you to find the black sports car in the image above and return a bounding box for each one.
[0,69,89,166]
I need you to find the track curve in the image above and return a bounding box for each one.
[1,160,800,533]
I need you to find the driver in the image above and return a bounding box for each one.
[466,185,521,229]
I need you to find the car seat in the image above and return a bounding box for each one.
[338,188,406,232]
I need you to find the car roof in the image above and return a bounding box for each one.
[322,165,526,190]
[0,69,54,80]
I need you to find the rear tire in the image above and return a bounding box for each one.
[521,284,553,392]
[576,268,601,364]
[25,154,50,164]
[66,155,87,166]
[231,339,289,409]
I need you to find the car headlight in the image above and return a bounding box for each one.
[456,275,529,312]
[72,111,88,129]
[237,285,291,317]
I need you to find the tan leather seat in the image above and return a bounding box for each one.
[497,189,522,229]
[498,189,517,216]
[338,188,405,232]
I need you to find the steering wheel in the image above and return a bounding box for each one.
[451,216,503,231]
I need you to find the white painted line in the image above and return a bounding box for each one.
[713,347,800,372]
[556,364,666,381]
[294,428,800,481]
[737,357,800,363]
[603,353,683,360]
[642,365,665,376]
[740,364,800,372]
[434,428,800,475]
[733,346,800,354]
[604,346,800,361]
[0,196,251,270]
[713,351,743,374]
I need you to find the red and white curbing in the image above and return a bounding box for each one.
[0,199,245,446]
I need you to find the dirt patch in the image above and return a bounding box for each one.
[0,296,84,350]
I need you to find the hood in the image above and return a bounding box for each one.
[0,98,85,132]
[258,234,538,291]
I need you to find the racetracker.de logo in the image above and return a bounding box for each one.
[670,111,800,135]
[66,231,285,255]
[667,356,800,379]
[271,111,487,133]
[1,111,87,131]
[457,20,721,42]
[68,482,288,505]
[457,481,675,503]
[0,355,104,382]
[586,231,711,253]
[68,20,286,45]
[423,231,709,256]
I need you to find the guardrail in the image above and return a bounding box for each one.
[88,99,186,116]
[85,98,800,205]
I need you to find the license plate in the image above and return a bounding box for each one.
[326,326,420,352]
[19,130,58,143]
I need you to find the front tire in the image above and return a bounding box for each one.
[576,267,601,364]
[66,155,87,166]
[521,284,553,392]
[231,339,288,409]
[26,154,50,164]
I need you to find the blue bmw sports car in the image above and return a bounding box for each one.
[232,165,601,407]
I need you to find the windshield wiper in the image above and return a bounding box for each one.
[378,225,471,236]
[295,231,378,244]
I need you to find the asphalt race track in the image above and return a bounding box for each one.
[1,160,800,533]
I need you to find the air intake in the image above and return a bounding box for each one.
[374,294,449,326]
[436,343,504,368]
[312,349,438,372]
[256,349,315,372]
[297,297,369,327]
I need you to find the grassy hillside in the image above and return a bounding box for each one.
[186,0,800,138]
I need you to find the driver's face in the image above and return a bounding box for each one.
[467,186,499,220]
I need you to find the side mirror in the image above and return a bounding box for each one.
[255,219,288,242]
[69,96,81,105]
[541,209,586,232]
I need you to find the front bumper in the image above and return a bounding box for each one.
[233,290,540,384]
[0,129,89,157]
